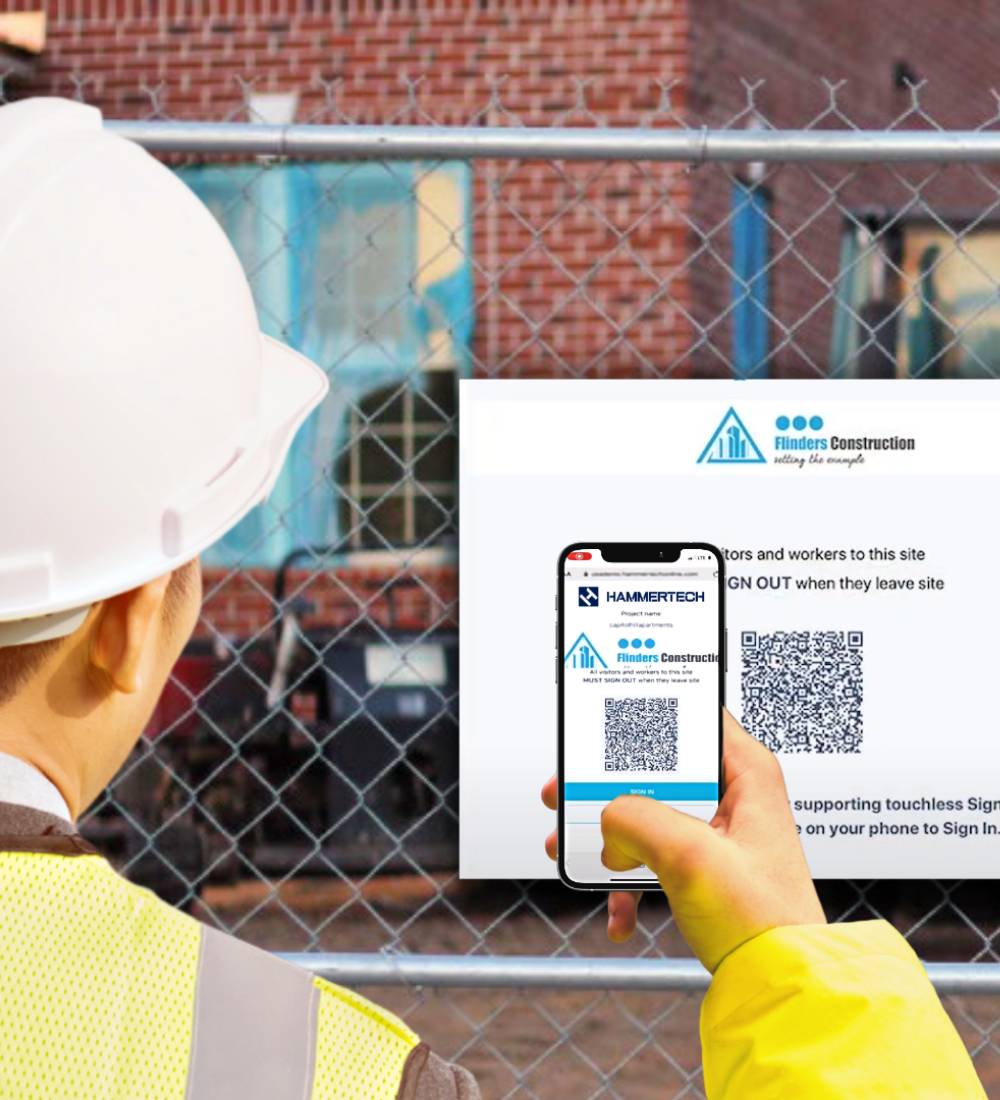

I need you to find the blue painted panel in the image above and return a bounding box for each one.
[731,182,770,379]
[176,161,473,569]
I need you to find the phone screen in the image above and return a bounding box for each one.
[558,544,725,888]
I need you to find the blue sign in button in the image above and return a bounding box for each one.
[564,782,718,802]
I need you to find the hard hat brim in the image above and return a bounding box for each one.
[257,333,331,504]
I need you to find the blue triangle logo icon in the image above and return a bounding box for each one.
[697,407,766,464]
[564,632,607,669]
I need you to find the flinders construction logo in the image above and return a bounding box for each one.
[698,407,916,470]
[697,407,766,465]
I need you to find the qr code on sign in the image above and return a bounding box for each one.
[604,697,679,772]
[741,630,863,753]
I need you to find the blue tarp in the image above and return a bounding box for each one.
[731,181,770,379]
[176,161,473,568]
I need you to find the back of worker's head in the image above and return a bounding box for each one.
[0,557,205,820]
[0,98,328,807]
[0,559,200,708]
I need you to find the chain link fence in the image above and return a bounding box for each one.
[12,78,1000,1095]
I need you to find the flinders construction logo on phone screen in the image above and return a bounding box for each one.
[565,629,606,671]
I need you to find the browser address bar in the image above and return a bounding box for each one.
[566,568,717,578]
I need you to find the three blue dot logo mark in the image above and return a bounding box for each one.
[776,415,823,431]
[618,637,657,649]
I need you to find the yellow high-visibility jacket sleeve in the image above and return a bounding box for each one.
[700,919,986,1099]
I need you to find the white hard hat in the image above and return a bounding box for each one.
[0,98,329,646]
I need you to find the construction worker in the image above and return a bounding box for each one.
[0,97,480,1100]
[543,708,989,1098]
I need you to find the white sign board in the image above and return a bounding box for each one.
[459,380,1000,880]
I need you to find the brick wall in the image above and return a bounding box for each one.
[8,0,691,638]
[687,0,1000,377]
[10,0,692,382]
[200,564,457,640]
[12,0,1000,381]
[10,1,1000,634]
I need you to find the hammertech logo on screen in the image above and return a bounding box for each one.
[578,586,599,607]
[697,407,916,470]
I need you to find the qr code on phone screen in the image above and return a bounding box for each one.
[604,697,679,771]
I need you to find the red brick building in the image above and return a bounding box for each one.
[8,1,1000,641]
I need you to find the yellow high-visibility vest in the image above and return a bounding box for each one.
[0,800,478,1100]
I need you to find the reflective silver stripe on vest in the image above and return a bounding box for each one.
[185,925,320,1100]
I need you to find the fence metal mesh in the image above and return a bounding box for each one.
[10,77,1000,1096]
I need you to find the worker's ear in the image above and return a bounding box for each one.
[89,575,172,695]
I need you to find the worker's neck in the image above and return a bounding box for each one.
[0,668,138,824]
[0,716,83,823]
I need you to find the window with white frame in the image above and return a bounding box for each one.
[338,370,458,550]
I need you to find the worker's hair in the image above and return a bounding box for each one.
[0,560,201,709]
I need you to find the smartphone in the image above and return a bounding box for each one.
[557,543,725,890]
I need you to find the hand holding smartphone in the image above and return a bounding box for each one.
[557,543,725,891]
[543,709,827,971]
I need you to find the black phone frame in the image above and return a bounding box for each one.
[557,542,726,891]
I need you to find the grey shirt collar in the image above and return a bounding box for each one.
[0,751,72,823]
